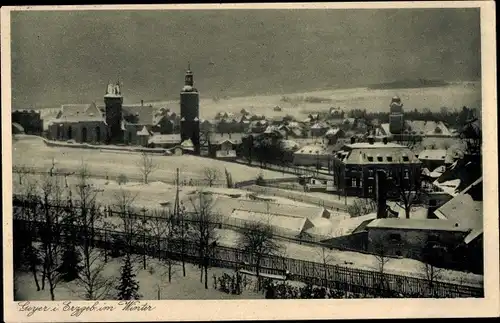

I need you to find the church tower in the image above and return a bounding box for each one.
[180,64,200,153]
[389,96,404,135]
[105,82,124,144]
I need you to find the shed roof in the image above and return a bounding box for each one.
[230,209,309,234]
[148,134,182,145]
[366,218,470,232]
[210,196,328,220]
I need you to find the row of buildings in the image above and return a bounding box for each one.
[43,66,201,152]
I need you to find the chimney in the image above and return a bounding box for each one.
[383,137,388,145]
[350,136,356,144]
[427,199,438,219]
[368,136,374,145]
[375,170,387,219]
[141,100,144,106]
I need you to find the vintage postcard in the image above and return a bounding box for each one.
[2,2,498,322]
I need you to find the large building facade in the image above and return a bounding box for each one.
[331,140,422,198]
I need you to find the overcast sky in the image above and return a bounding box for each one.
[11,8,481,108]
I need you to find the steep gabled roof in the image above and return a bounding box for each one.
[122,104,154,125]
[434,177,483,231]
[58,103,104,123]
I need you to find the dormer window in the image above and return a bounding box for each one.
[387,156,393,162]
[402,154,409,162]
[377,156,383,162]
[367,156,374,162]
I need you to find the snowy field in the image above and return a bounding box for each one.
[14,257,264,301]
[12,137,295,183]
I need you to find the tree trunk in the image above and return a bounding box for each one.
[405,206,411,219]
[31,265,40,291]
[168,261,172,283]
[255,258,261,291]
[48,278,56,301]
[204,261,209,290]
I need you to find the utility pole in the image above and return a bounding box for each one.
[175,168,186,277]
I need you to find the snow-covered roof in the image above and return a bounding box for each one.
[209,196,328,220]
[418,149,447,161]
[230,209,310,234]
[137,126,151,136]
[366,218,470,232]
[148,134,182,145]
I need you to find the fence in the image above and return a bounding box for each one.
[12,201,483,298]
[12,168,227,188]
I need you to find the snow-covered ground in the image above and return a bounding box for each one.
[215,229,483,288]
[14,257,264,301]
[12,137,295,183]
[12,170,483,289]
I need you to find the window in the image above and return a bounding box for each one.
[367,156,374,162]
[368,185,373,194]
[377,156,383,162]
[352,178,357,187]
[404,169,409,179]
[387,170,392,178]
[67,126,72,139]
[368,169,374,178]
[389,233,401,241]
[402,156,409,162]
[387,156,393,162]
[359,178,363,188]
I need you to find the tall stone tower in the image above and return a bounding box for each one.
[105,82,124,144]
[180,64,200,153]
[389,96,404,135]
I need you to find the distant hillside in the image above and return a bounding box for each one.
[368,79,450,90]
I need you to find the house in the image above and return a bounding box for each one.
[330,139,421,197]
[406,120,453,137]
[417,149,448,170]
[363,177,482,271]
[47,103,107,144]
[207,133,243,159]
[365,218,471,259]
[147,134,182,148]
[324,128,345,145]
[310,122,329,137]
[292,144,334,168]
[328,107,344,120]
[12,109,43,135]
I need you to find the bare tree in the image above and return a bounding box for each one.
[137,151,158,184]
[316,246,335,287]
[149,208,179,285]
[189,192,220,289]
[73,163,114,300]
[203,167,221,187]
[238,220,283,291]
[368,235,394,295]
[420,240,445,297]
[390,166,423,219]
[112,188,139,256]
[38,174,65,300]
[13,164,34,186]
